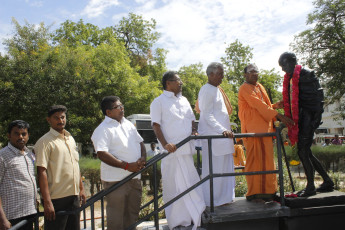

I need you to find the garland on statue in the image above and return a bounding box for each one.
[282,65,301,146]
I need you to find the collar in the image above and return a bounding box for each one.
[49,127,71,138]
[207,83,218,88]
[244,81,259,87]
[105,116,124,125]
[8,142,29,156]
[163,90,182,98]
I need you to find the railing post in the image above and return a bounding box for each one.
[196,146,202,176]
[153,161,159,230]
[101,197,105,230]
[275,123,285,206]
[208,138,215,213]
[34,214,39,230]
[83,208,86,229]
[91,204,95,230]
[280,136,295,192]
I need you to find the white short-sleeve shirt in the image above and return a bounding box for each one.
[91,116,143,181]
[150,90,195,155]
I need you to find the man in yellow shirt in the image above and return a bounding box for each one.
[35,105,86,230]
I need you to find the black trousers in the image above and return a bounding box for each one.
[43,195,80,230]
[9,214,36,230]
[297,108,330,189]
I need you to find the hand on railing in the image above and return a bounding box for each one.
[164,143,177,153]
[79,189,86,205]
[127,157,146,172]
[222,130,234,138]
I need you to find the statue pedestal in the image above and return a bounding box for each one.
[202,191,345,230]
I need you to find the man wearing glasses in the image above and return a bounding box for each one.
[91,96,146,230]
[150,71,205,230]
[238,64,293,202]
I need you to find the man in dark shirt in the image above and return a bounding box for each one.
[278,52,334,197]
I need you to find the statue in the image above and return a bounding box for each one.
[278,52,334,197]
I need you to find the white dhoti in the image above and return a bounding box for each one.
[201,141,235,206]
[161,153,206,230]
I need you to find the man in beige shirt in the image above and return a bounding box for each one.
[35,105,86,230]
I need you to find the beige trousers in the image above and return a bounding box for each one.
[102,179,142,230]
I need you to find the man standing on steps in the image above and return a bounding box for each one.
[198,62,235,207]
[92,96,146,230]
[0,120,37,230]
[35,105,86,230]
[238,63,294,202]
[150,71,205,230]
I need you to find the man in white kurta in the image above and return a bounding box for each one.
[150,71,205,230]
[198,62,235,206]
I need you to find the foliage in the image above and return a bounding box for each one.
[53,19,111,47]
[113,12,167,79]
[220,39,282,128]
[283,145,345,172]
[259,69,283,104]
[114,13,160,59]
[0,16,161,144]
[139,186,166,220]
[178,63,208,112]
[235,174,248,197]
[328,171,343,190]
[221,39,253,92]
[291,0,345,110]
[79,157,101,196]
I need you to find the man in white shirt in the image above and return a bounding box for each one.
[198,62,236,206]
[150,71,205,230]
[91,96,146,230]
[147,142,159,158]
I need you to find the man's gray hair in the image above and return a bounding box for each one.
[206,62,224,77]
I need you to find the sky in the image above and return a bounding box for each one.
[0,0,315,74]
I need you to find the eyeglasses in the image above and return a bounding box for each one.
[168,78,182,82]
[111,104,124,110]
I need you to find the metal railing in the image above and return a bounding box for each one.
[10,126,288,230]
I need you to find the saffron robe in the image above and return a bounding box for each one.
[238,82,278,200]
[233,144,246,167]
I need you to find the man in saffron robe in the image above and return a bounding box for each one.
[198,62,235,206]
[238,64,294,202]
[279,52,334,197]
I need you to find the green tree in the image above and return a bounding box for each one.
[259,69,283,104]
[113,13,169,80]
[291,0,345,104]
[114,13,160,60]
[221,39,253,92]
[0,19,161,146]
[53,19,110,47]
[178,63,208,111]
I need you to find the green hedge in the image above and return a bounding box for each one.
[79,157,101,196]
[280,145,345,172]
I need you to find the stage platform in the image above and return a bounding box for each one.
[202,191,345,230]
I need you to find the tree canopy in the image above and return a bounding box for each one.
[0,15,284,148]
[291,0,345,103]
[0,17,161,146]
